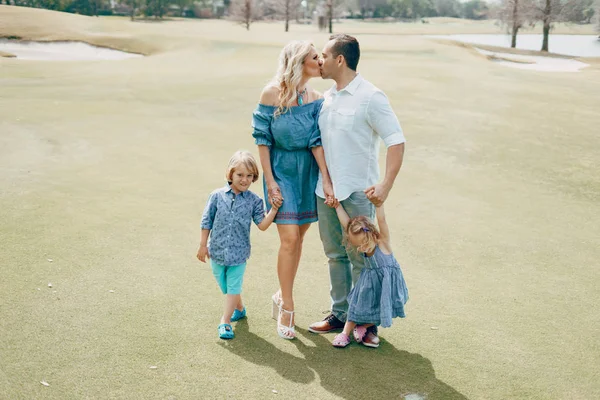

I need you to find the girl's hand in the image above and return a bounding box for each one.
[197,245,209,263]
[323,180,338,208]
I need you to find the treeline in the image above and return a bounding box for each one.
[3,0,491,20]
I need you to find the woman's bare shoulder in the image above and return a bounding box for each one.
[260,85,280,106]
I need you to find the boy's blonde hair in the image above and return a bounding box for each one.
[226,151,260,183]
[347,215,380,251]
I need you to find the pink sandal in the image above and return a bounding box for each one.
[332,333,351,348]
[353,325,368,343]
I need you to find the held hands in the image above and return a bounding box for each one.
[267,182,284,209]
[364,183,391,207]
[323,179,339,208]
[197,245,209,263]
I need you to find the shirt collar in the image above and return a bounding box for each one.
[224,184,247,198]
[332,73,363,96]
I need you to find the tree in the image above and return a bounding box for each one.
[561,0,595,23]
[389,0,435,19]
[495,0,532,48]
[124,0,139,20]
[528,0,566,52]
[597,1,600,33]
[266,0,302,31]
[433,0,461,17]
[461,0,488,20]
[229,0,262,29]
[145,0,169,18]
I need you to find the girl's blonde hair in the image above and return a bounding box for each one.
[226,151,259,183]
[271,40,314,117]
[347,216,380,251]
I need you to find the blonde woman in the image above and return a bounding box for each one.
[252,41,337,340]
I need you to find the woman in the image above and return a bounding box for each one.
[252,41,336,340]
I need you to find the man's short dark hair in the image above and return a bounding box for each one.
[329,34,360,71]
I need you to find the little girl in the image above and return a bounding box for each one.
[330,203,409,348]
[197,151,281,340]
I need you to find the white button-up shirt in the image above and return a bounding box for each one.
[316,74,405,201]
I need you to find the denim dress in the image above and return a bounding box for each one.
[347,246,409,328]
[252,99,323,225]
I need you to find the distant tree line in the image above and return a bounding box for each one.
[2,0,491,20]
[493,0,597,51]
[3,0,598,34]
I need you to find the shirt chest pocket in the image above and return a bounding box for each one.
[332,108,355,132]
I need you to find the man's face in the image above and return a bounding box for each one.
[320,41,337,80]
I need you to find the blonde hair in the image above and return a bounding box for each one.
[347,216,380,252]
[226,151,259,183]
[272,40,314,117]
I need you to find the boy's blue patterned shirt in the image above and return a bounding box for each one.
[200,185,266,266]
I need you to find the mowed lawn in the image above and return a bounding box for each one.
[1,5,599,399]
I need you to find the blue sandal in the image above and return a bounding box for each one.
[231,307,246,322]
[218,323,234,340]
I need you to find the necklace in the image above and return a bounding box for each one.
[297,88,307,106]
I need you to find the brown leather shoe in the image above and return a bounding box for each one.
[362,325,380,348]
[308,313,344,333]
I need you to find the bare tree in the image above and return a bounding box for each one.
[325,0,345,33]
[496,0,533,48]
[528,0,566,52]
[596,0,600,32]
[265,0,302,31]
[124,0,139,20]
[229,0,262,30]
[561,0,595,23]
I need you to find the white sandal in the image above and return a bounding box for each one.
[271,291,295,339]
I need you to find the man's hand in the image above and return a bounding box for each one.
[364,183,391,207]
[197,245,209,263]
[323,179,339,208]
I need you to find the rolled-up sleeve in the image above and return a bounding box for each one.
[366,91,405,147]
[200,193,218,230]
[252,196,266,225]
[252,108,273,147]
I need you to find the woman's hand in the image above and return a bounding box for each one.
[267,181,283,209]
[323,179,338,208]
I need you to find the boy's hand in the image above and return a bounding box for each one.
[197,245,209,263]
[271,196,283,210]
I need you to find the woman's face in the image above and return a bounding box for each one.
[303,47,321,78]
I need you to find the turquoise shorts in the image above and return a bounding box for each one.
[210,260,247,295]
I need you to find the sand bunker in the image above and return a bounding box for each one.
[476,48,589,72]
[0,39,142,61]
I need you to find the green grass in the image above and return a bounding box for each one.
[1,5,599,399]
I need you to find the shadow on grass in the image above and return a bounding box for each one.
[220,320,468,399]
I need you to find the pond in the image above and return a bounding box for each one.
[0,39,143,61]
[430,34,600,57]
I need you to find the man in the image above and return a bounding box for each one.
[309,34,405,348]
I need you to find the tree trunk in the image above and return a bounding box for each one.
[511,0,519,48]
[245,0,251,30]
[328,0,333,33]
[285,0,289,32]
[541,0,551,52]
[541,22,550,51]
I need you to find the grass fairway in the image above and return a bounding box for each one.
[1,5,599,399]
